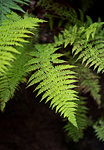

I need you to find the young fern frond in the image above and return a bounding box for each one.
[64,99,88,142]
[26,43,79,126]
[0,12,43,74]
[93,120,104,142]
[0,0,29,22]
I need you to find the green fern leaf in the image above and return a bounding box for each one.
[85,23,104,40]
[93,120,104,142]
[71,23,104,73]
[54,23,104,74]
[26,43,79,127]
[0,12,44,74]
[75,63,101,106]
[0,43,32,111]
[0,0,29,22]
[64,98,88,142]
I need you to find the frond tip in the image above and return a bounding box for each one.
[64,99,88,142]
[93,120,104,142]
[26,43,79,127]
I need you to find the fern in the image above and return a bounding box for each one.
[53,25,85,48]
[57,22,104,73]
[75,63,101,105]
[71,23,104,73]
[53,26,101,106]
[66,54,101,105]
[54,31,101,105]
[0,12,43,75]
[0,0,29,22]
[0,43,34,111]
[93,120,104,142]
[53,25,80,48]
[0,0,104,143]
[54,22,104,66]
[64,98,88,142]
[26,43,79,126]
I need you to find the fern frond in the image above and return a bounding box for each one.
[0,43,33,111]
[64,98,88,142]
[0,0,29,22]
[26,43,79,126]
[0,12,44,74]
[75,63,101,105]
[53,25,80,48]
[93,120,104,142]
[63,22,104,73]
[73,40,104,73]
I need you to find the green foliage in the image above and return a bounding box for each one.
[0,12,43,75]
[75,63,101,105]
[54,28,101,105]
[1,0,104,144]
[93,120,104,142]
[0,0,29,23]
[26,43,79,126]
[54,22,104,74]
[59,22,104,74]
[0,43,33,111]
[71,24,104,73]
[64,99,88,142]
